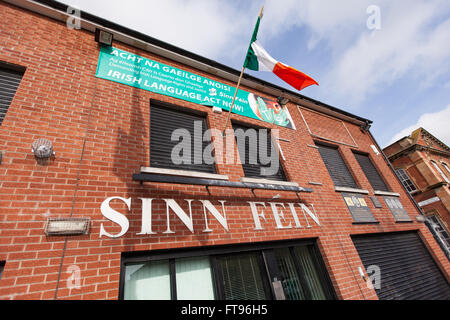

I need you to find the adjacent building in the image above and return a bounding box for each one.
[384,128,450,256]
[0,0,449,300]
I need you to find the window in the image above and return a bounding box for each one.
[427,215,450,251]
[431,160,450,183]
[353,152,389,192]
[150,102,216,174]
[233,123,286,181]
[442,162,450,175]
[124,256,215,300]
[316,143,358,188]
[218,252,268,300]
[0,261,4,279]
[0,66,24,126]
[395,168,417,193]
[120,241,336,300]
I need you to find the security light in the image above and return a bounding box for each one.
[95,28,113,46]
[277,97,289,106]
[32,138,54,159]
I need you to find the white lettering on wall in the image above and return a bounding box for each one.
[99,198,321,238]
[269,203,292,229]
[300,203,320,227]
[201,200,228,232]
[248,202,267,230]
[99,197,131,238]
[163,199,194,234]
[137,198,156,235]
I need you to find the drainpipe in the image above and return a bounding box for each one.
[365,126,450,260]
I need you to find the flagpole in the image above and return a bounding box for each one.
[222,66,245,135]
[222,6,264,136]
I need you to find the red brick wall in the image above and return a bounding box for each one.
[0,2,448,300]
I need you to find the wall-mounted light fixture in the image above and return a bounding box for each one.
[45,218,90,236]
[95,28,114,46]
[32,138,55,165]
[277,97,289,106]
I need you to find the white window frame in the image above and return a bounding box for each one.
[431,160,450,183]
[395,168,417,193]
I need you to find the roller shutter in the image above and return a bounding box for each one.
[353,152,389,191]
[232,123,286,181]
[353,232,450,300]
[0,68,24,126]
[150,102,216,173]
[316,143,357,188]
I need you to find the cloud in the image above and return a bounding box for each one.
[64,0,254,60]
[308,0,450,106]
[63,0,450,108]
[388,105,450,146]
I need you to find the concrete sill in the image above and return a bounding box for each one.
[334,186,369,194]
[352,221,380,225]
[374,190,400,197]
[140,167,229,181]
[240,177,299,187]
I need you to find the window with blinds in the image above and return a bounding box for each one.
[218,252,268,300]
[232,123,286,181]
[0,66,24,126]
[395,168,417,193]
[121,241,336,300]
[150,102,216,173]
[316,143,358,188]
[353,152,389,191]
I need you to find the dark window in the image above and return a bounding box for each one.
[353,152,389,191]
[316,143,358,188]
[233,123,286,181]
[395,168,417,193]
[0,66,24,126]
[120,240,336,300]
[0,261,5,279]
[150,102,216,173]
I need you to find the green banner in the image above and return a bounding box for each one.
[95,46,294,128]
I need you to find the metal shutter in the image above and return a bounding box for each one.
[316,143,357,188]
[0,68,24,126]
[232,123,286,181]
[353,232,450,300]
[150,103,216,173]
[354,152,389,191]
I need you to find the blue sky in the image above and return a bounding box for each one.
[62,0,450,147]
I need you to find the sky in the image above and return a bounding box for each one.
[61,0,450,148]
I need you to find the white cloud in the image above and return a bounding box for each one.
[323,1,450,105]
[63,0,450,108]
[64,0,254,59]
[388,105,450,146]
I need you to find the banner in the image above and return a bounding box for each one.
[95,46,295,129]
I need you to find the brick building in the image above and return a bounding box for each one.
[0,0,449,300]
[384,128,450,256]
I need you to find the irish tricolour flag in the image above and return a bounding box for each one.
[244,10,318,91]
